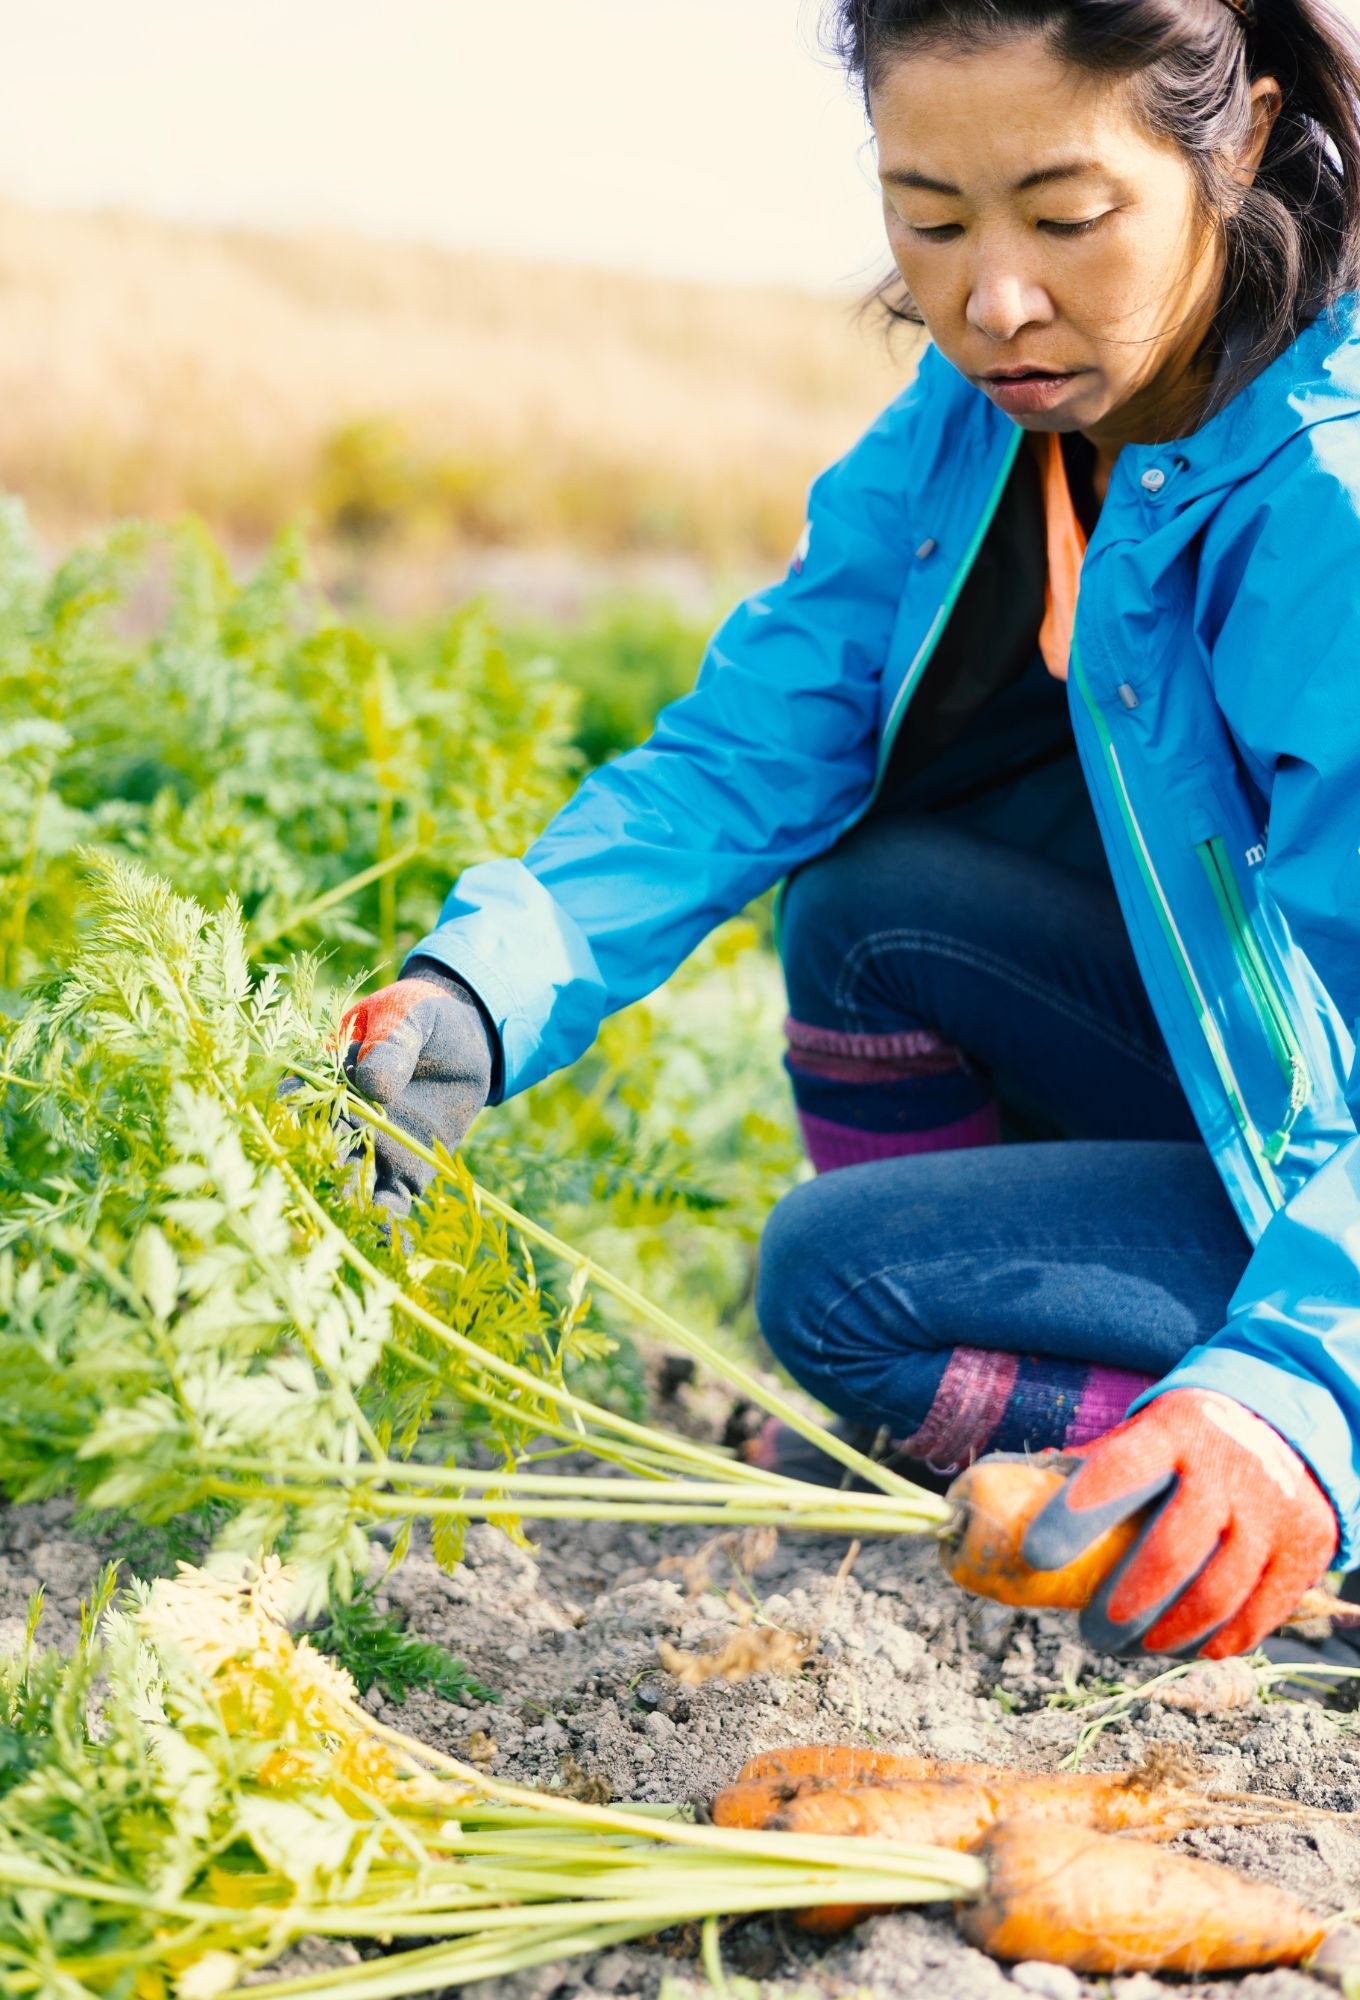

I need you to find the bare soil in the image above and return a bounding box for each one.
[7,1478,1360,2000]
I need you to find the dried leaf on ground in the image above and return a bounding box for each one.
[555,1755,612,1805]
[657,1629,814,1686]
[733,1527,780,1575]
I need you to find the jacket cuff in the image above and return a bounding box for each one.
[1128,1345,1359,1566]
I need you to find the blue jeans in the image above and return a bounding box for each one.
[759,807,1252,1450]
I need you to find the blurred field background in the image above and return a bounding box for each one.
[0,199,910,617]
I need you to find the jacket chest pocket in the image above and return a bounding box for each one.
[1191,828,1310,1168]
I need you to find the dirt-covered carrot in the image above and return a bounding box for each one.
[772,1778,998,1851]
[736,1746,997,1787]
[719,1757,1319,1936]
[711,1778,808,1828]
[713,1755,1005,1840]
[720,1751,1213,1843]
[958,1819,1329,1973]
[735,1769,1212,1933]
[1156,1659,1259,1713]
[769,1770,1201,1849]
[941,1457,1140,1610]
[716,1750,1042,1832]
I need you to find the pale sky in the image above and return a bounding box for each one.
[6,3,1356,293]
[0,0,889,291]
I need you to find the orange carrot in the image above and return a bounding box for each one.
[711,1778,811,1829]
[720,1751,1216,1847]
[769,1771,1199,1850]
[736,1746,997,1787]
[716,1749,1040,1837]
[762,1784,954,1936]
[722,1759,1291,1936]
[738,1770,1207,1935]
[773,1777,998,1850]
[958,1819,1329,1973]
[941,1457,1140,1611]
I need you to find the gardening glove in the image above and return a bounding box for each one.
[1022,1389,1338,1659]
[339,957,496,1221]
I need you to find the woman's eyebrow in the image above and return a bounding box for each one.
[880,161,1104,195]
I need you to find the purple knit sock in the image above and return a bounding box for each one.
[898,1349,1157,1473]
[785,1016,1000,1176]
[1063,1365,1158,1448]
[796,1103,1001,1173]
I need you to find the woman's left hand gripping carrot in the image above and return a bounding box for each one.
[1022,1390,1338,1657]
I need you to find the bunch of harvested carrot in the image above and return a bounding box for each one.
[712,1743,1351,1971]
[941,1455,1357,1626]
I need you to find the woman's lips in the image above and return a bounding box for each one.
[980,371,1085,415]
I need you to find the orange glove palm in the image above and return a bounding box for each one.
[1023,1390,1338,1658]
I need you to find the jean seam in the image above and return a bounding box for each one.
[833,928,1179,1084]
[806,1244,1233,1362]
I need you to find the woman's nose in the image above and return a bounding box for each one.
[966,265,1053,344]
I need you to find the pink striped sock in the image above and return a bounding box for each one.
[896,1352,1158,1474]
[783,1018,970,1079]
[747,1361,1158,1483]
[897,1347,1020,1473]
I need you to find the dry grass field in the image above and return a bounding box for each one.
[0,201,916,575]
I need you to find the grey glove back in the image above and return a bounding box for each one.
[340,956,495,1219]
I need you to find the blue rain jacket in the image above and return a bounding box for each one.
[413,298,1360,1558]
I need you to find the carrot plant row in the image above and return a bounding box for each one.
[1,858,948,1609]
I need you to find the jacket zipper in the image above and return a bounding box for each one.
[1197,836,1311,1164]
[1070,640,1286,1213]
[870,429,1024,799]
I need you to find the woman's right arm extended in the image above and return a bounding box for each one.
[408,368,937,1103]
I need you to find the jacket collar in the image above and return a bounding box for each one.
[955,292,1360,513]
[1119,291,1360,507]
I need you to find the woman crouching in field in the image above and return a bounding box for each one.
[339,0,1360,1664]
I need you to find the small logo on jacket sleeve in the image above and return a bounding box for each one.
[790,522,812,575]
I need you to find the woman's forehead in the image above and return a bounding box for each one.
[870,39,1159,188]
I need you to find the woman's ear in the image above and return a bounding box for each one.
[1233,75,1284,186]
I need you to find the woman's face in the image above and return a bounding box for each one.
[870,34,1243,450]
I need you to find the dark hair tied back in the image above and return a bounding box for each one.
[828,0,1360,412]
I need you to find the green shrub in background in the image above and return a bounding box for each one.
[0,504,578,991]
[384,591,713,773]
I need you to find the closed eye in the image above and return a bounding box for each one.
[1042,214,1109,236]
[905,214,1110,242]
